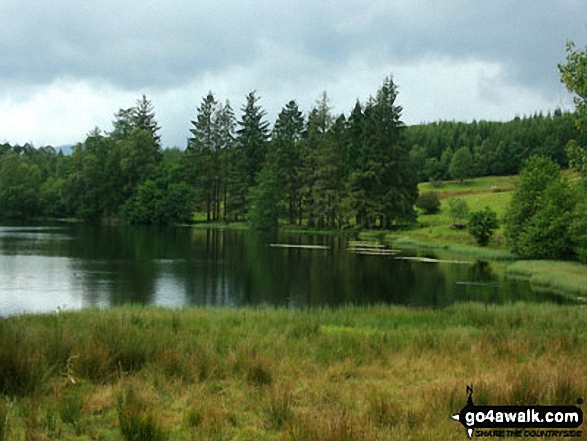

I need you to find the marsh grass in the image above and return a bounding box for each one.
[506,260,587,298]
[117,385,168,441]
[58,389,83,426]
[0,400,7,441]
[264,387,295,430]
[287,409,374,441]
[0,304,586,439]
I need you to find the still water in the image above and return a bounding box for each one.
[0,223,570,316]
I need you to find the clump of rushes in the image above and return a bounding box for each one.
[288,410,374,441]
[0,321,43,396]
[117,385,168,441]
[265,387,295,429]
[185,401,227,439]
[365,390,400,427]
[247,359,273,387]
[58,388,83,426]
[0,400,7,441]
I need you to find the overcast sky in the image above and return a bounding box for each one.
[1,0,586,148]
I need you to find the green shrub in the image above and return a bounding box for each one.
[415,192,441,214]
[448,198,469,228]
[468,206,499,246]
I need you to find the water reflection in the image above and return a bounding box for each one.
[0,223,573,315]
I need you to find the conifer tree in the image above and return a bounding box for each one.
[186,92,219,222]
[269,100,304,224]
[353,76,417,227]
[133,95,161,145]
[237,91,270,189]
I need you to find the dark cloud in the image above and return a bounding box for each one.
[1,0,585,96]
[1,0,585,146]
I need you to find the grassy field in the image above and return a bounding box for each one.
[405,171,581,252]
[0,305,586,440]
[402,175,519,251]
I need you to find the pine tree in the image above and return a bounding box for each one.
[248,166,282,231]
[355,76,417,227]
[298,94,334,227]
[269,100,304,224]
[346,100,365,178]
[313,114,346,228]
[215,101,236,221]
[133,95,161,144]
[186,92,219,222]
[229,91,270,220]
[237,91,270,189]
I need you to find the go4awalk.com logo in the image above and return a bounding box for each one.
[451,386,584,438]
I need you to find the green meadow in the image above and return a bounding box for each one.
[1,304,586,440]
[405,175,519,250]
[383,173,587,298]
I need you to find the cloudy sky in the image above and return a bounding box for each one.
[1,0,586,148]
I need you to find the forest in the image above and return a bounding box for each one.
[0,41,586,261]
[0,88,582,226]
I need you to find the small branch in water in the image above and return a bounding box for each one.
[269,244,329,250]
[348,248,400,255]
[393,256,471,264]
[455,281,500,287]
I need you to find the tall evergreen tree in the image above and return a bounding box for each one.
[133,95,161,145]
[299,94,334,227]
[237,91,270,189]
[313,114,345,227]
[269,100,304,224]
[248,166,282,231]
[216,100,236,221]
[352,76,417,227]
[346,100,365,178]
[117,128,161,203]
[186,92,220,222]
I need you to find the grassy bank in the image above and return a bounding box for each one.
[1,305,585,440]
[507,260,587,300]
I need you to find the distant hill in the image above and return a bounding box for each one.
[56,145,74,155]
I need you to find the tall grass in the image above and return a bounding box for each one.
[507,260,587,298]
[118,385,168,441]
[0,304,585,439]
[0,400,7,441]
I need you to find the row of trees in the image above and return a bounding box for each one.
[406,111,585,184]
[1,36,586,265]
[0,78,418,229]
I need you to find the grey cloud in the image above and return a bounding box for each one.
[1,0,586,150]
[2,0,585,96]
